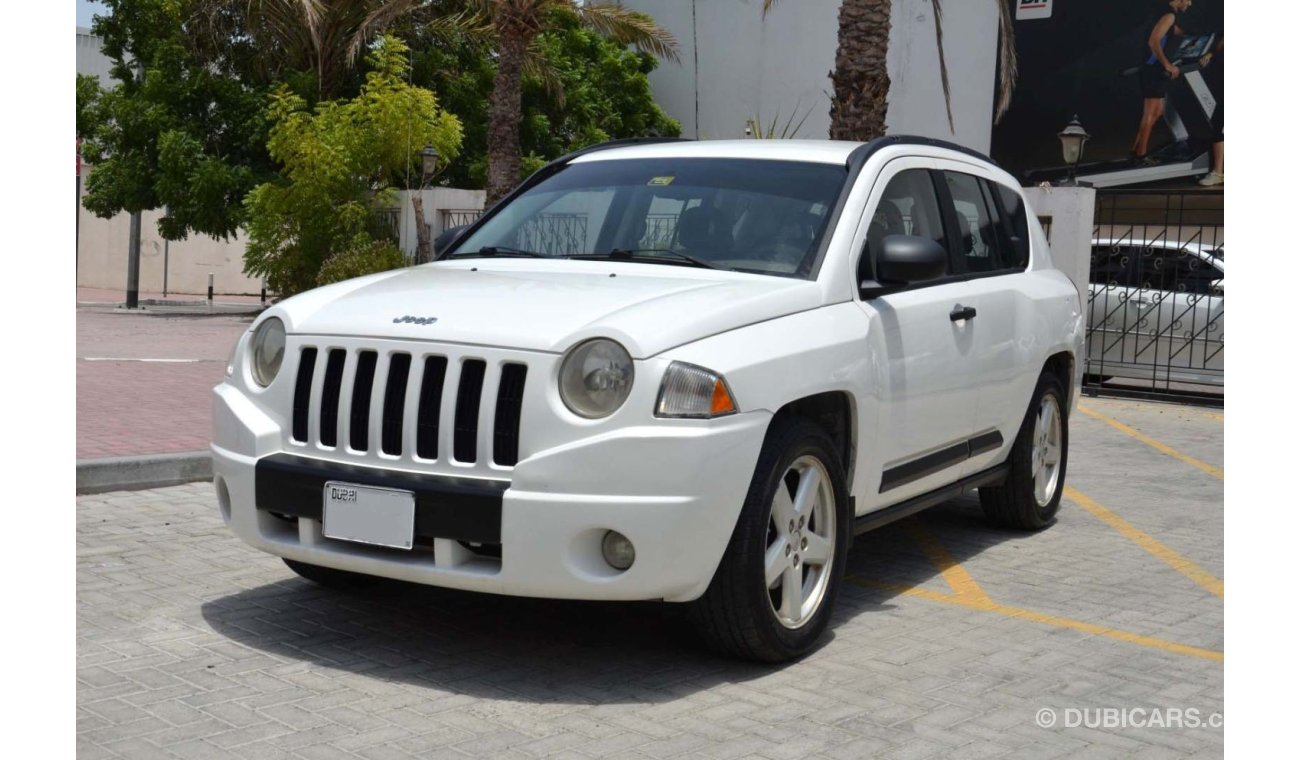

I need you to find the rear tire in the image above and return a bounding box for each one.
[980,371,1068,531]
[283,558,378,591]
[690,417,851,662]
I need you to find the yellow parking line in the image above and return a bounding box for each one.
[905,519,992,604]
[845,576,1224,663]
[1077,404,1224,480]
[1065,486,1224,599]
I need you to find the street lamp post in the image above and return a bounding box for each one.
[1057,115,1091,186]
[411,145,439,264]
[421,145,439,185]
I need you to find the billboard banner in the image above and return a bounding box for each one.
[990,0,1223,188]
[1015,0,1053,21]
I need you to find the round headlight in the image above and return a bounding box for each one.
[249,317,285,387]
[559,339,634,418]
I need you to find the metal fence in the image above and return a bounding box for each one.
[441,209,483,231]
[642,213,680,249]
[373,207,401,242]
[517,213,589,256]
[1083,189,1223,404]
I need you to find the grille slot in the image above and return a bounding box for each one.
[288,344,526,470]
[291,348,317,443]
[319,349,347,447]
[454,360,487,463]
[493,364,528,466]
[416,356,448,460]
[381,353,412,456]
[349,351,379,451]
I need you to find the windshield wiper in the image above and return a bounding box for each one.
[462,246,548,258]
[570,248,724,270]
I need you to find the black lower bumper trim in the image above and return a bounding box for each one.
[255,453,506,544]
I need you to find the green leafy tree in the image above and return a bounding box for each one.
[76,0,465,242]
[243,35,463,295]
[191,0,484,102]
[463,1,679,204]
[412,12,680,188]
[77,0,273,241]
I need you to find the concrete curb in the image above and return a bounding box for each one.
[77,451,212,495]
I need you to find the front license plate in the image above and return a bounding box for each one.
[322,481,415,550]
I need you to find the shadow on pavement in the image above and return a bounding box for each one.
[202,494,1034,704]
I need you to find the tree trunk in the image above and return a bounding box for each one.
[411,192,431,264]
[829,0,892,141]
[485,22,532,206]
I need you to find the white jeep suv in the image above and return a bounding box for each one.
[213,137,1084,661]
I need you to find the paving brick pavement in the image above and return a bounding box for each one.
[77,306,253,459]
[77,399,1223,759]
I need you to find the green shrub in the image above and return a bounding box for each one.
[242,35,462,296]
[317,240,408,287]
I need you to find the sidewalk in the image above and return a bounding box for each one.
[77,289,255,461]
[77,286,267,316]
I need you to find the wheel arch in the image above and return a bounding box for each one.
[1041,350,1075,415]
[766,391,858,493]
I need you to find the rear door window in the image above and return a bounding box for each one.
[942,172,1003,274]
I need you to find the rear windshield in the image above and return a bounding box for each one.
[449,158,848,279]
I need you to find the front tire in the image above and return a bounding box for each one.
[690,417,851,662]
[980,371,1068,530]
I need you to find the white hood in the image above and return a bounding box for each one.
[276,259,824,358]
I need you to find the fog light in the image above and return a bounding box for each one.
[601,530,635,570]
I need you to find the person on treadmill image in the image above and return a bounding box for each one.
[1198,35,1224,186]
[1132,0,1192,166]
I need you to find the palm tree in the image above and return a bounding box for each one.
[194,1,478,100]
[762,0,1017,141]
[466,1,679,204]
[196,2,675,203]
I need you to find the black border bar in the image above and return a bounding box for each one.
[255,453,506,544]
[879,431,1005,493]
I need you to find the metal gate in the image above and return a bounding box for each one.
[1084,189,1223,404]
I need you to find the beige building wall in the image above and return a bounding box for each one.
[76,186,489,296]
[76,185,262,295]
[621,0,999,152]
[396,188,488,252]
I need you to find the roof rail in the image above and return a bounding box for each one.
[853,134,1000,168]
[555,136,695,164]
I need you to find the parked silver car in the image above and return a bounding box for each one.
[1087,239,1223,386]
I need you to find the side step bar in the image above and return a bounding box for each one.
[853,463,1009,536]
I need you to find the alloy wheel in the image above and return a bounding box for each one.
[765,455,836,629]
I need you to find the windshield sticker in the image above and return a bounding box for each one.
[647,176,675,186]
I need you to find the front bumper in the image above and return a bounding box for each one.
[213,383,770,603]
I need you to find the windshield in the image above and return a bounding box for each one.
[449,158,848,278]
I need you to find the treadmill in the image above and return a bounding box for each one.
[1029,33,1220,188]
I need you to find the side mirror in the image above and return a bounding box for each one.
[860,235,948,297]
[433,224,470,257]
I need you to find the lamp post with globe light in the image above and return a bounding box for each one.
[1058,115,1090,186]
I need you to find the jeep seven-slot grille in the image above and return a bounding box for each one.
[291,347,527,467]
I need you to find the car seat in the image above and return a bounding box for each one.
[677,206,733,258]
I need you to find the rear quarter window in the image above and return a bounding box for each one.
[993,184,1030,269]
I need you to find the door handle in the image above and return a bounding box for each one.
[950,304,977,322]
